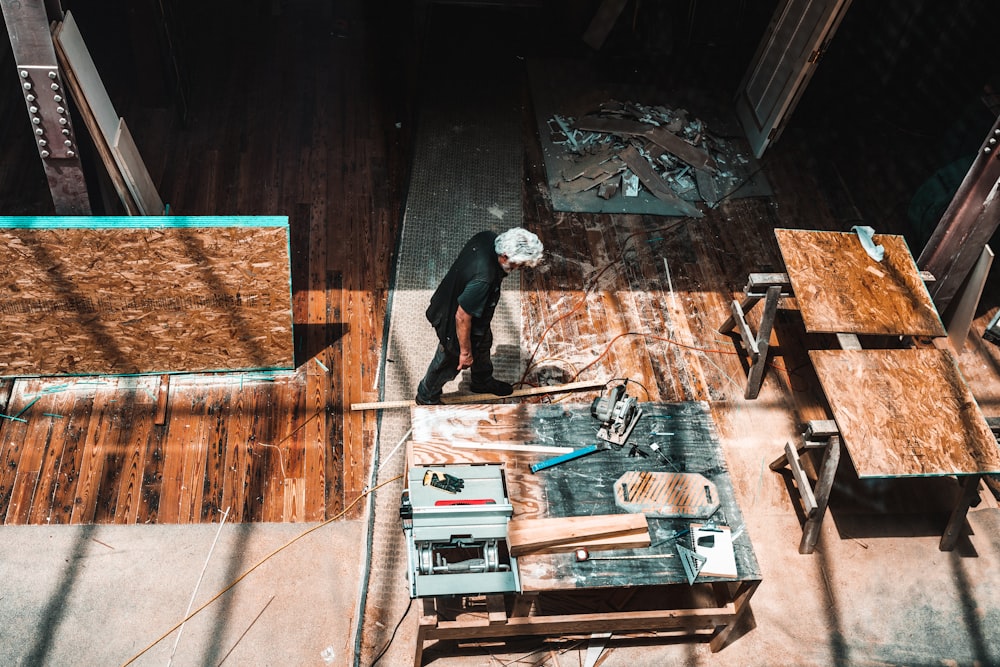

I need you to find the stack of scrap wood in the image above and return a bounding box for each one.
[507,512,650,557]
[547,100,751,212]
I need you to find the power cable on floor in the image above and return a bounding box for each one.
[119,474,404,667]
[369,598,414,666]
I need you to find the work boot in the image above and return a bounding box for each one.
[414,394,441,405]
[470,378,514,396]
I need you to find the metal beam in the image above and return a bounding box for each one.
[917,114,1000,313]
[1,0,90,214]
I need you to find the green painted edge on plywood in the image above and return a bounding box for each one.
[0,216,289,229]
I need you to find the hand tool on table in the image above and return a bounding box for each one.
[591,383,643,447]
[530,441,611,473]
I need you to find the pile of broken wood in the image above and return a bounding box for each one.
[547,100,749,215]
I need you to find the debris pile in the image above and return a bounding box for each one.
[546,100,752,215]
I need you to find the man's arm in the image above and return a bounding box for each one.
[455,305,473,370]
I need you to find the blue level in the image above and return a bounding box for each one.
[530,444,599,473]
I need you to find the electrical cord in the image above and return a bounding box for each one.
[120,473,405,667]
[369,599,414,665]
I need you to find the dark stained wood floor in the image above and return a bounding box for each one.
[0,1,410,523]
[1,1,998,525]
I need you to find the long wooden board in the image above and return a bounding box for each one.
[351,379,605,411]
[507,513,649,557]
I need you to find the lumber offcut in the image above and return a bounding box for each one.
[507,513,649,557]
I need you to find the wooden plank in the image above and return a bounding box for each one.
[53,12,119,145]
[69,381,119,523]
[197,386,232,522]
[96,378,156,523]
[581,0,629,50]
[112,118,165,215]
[48,385,98,524]
[24,391,75,524]
[351,380,605,411]
[219,378,257,522]
[617,146,703,218]
[4,381,51,523]
[0,221,294,376]
[574,116,718,174]
[154,375,170,426]
[775,228,945,336]
[507,513,649,557]
[52,14,139,215]
[809,348,1000,477]
[946,244,993,353]
[547,531,651,554]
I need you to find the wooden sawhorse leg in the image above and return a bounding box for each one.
[719,274,790,400]
[771,421,841,554]
[940,474,982,551]
[413,598,437,667]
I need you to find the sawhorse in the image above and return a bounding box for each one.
[718,273,793,399]
[772,419,987,553]
[770,420,840,554]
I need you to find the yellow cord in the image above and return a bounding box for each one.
[120,473,405,667]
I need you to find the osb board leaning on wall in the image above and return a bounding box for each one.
[0,216,294,376]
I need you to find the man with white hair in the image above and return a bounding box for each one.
[415,227,544,405]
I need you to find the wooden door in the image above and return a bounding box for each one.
[735,0,853,158]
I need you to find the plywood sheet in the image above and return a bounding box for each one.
[809,348,1000,477]
[776,228,945,336]
[0,216,293,376]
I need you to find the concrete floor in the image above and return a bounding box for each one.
[4,401,997,667]
[0,521,363,666]
[366,402,1000,667]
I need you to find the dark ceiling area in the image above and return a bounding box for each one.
[3,0,998,241]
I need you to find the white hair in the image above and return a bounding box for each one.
[495,228,544,267]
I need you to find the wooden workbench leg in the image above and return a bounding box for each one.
[940,474,982,551]
[709,580,760,652]
[719,294,761,333]
[800,436,840,554]
[510,593,537,618]
[413,598,437,667]
[745,286,781,400]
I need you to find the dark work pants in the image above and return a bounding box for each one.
[415,330,494,403]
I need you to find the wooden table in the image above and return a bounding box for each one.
[406,402,761,665]
[775,228,944,337]
[723,229,999,552]
[799,348,1000,550]
[719,228,945,397]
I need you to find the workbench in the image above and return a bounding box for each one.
[406,402,761,665]
[721,228,1000,552]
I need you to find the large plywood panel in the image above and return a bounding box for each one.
[809,348,1000,477]
[776,228,945,336]
[0,216,293,376]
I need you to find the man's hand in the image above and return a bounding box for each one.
[455,305,473,370]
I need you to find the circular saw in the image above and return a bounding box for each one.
[591,383,643,447]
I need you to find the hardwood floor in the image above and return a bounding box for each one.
[0,1,409,523]
[0,1,997,527]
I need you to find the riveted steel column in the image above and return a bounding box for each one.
[2,0,91,214]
